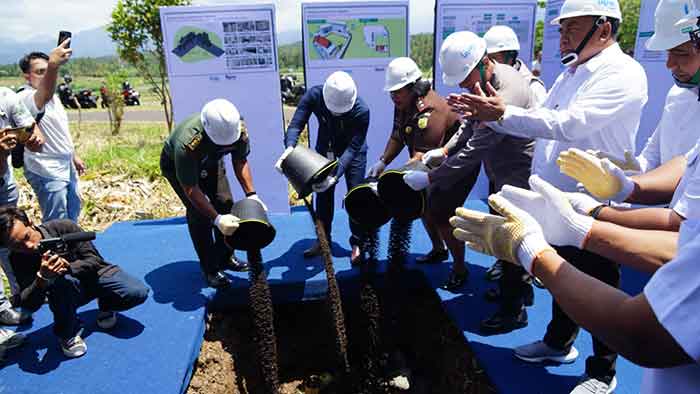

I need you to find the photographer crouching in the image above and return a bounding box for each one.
[0,207,148,358]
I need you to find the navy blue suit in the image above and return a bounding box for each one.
[285,85,369,246]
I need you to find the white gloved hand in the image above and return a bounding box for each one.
[564,192,603,216]
[367,159,386,178]
[497,175,594,249]
[312,176,337,193]
[449,194,553,274]
[557,148,635,202]
[275,146,294,174]
[214,214,240,236]
[586,149,641,173]
[421,147,448,168]
[247,193,268,212]
[403,170,430,191]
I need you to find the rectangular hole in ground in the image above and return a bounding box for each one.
[187,269,496,394]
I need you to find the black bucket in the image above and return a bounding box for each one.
[225,198,277,251]
[344,178,391,230]
[377,161,429,221]
[280,145,338,199]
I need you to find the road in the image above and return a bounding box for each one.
[68,106,297,124]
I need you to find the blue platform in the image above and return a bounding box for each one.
[0,200,647,394]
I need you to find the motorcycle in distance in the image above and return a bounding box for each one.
[57,75,97,109]
[280,75,306,106]
[122,81,140,106]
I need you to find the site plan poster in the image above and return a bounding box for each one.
[160,4,289,213]
[434,0,537,199]
[161,6,277,77]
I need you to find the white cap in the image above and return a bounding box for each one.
[384,57,422,92]
[200,99,241,146]
[484,25,521,53]
[647,0,692,50]
[323,71,358,114]
[551,0,622,25]
[439,31,487,87]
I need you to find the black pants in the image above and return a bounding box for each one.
[544,246,619,381]
[316,151,366,247]
[160,149,233,276]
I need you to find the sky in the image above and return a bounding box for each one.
[0,0,436,43]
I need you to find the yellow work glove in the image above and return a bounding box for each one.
[450,193,554,274]
[586,149,641,172]
[557,148,635,202]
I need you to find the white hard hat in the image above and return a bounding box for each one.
[675,0,700,37]
[200,99,241,146]
[647,0,692,50]
[551,0,622,25]
[384,57,422,92]
[484,25,521,53]
[439,31,487,87]
[323,71,358,114]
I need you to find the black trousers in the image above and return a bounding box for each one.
[544,246,619,381]
[160,149,233,276]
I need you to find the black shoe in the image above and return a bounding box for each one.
[484,285,534,306]
[223,256,249,272]
[416,248,449,264]
[480,308,528,333]
[441,269,468,292]
[303,242,323,258]
[206,272,231,288]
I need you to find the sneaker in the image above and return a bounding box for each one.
[96,311,117,330]
[570,375,617,394]
[514,340,579,364]
[205,272,231,288]
[415,248,448,264]
[60,331,87,358]
[0,328,26,350]
[223,256,248,272]
[484,285,534,306]
[485,260,503,281]
[303,242,323,258]
[441,269,468,292]
[0,308,31,325]
[480,308,528,333]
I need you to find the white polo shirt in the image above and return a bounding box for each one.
[488,43,648,192]
[0,87,34,192]
[670,142,700,219]
[637,85,700,173]
[642,219,700,394]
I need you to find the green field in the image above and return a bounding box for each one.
[307,18,407,60]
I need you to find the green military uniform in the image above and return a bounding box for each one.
[160,113,250,276]
[390,89,461,156]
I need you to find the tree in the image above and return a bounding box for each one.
[534,20,544,54]
[105,69,128,135]
[108,0,190,131]
[618,0,642,53]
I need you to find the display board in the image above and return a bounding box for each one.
[634,0,673,152]
[540,0,566,88]
[160,4,289,213]
[301,1,410,204]
[434,0,538,199]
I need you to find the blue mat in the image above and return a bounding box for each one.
[1,200,647,394]
[207,200,647,394]
[0,218,209,394]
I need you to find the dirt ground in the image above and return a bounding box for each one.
[186,272,496,394]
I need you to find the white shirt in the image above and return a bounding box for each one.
[642,219,700,394]
[670,142,700,219]
[0,87,34,190]
[17,85,75,181]
[489,44,648,191]
[515,58,548,107]
[637,85,700,173]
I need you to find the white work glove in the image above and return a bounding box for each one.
[586,149,641,173]
[496,175,594,250]
[312,176,337,193]
[565,192,603,216]
[403,170,430,191]
[557,148,635,202]
[367,159,386,178]
[421,147,448,168]
[449,193,554,274]
[247,193,268,212]
[214,214,240,236]
[275,147,294,174]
